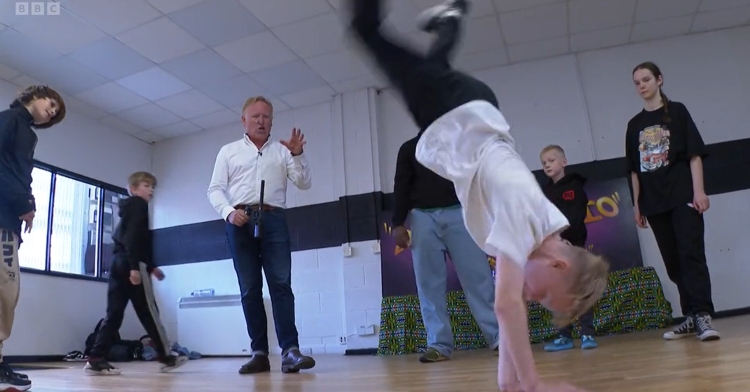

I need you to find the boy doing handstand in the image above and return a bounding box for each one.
[347,1,609,391]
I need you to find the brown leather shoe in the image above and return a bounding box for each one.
[238,354,271,374]
[281,349,315,373]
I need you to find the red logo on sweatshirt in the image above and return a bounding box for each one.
[562,190,575,200]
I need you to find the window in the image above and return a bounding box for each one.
[17,162,129,280]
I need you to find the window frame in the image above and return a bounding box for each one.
[19,160,130,283]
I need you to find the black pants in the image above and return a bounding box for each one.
[89,257,170,360]
[647,204,714,316]
[349,0,498,131]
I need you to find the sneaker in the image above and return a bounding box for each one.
[416,0,470,32]
[544,336,574,352]
[580,335,598,350]
[0,364,27,381]
[663,316,695,340]
[694,313,720,341]
[418,347,450,363]
[159,354,188,373]
[0,364,31,392]
[84,358,122,376]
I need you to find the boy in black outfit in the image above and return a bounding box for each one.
[0,85,66,392]
[84,172,187,376]
[539,145,598,352]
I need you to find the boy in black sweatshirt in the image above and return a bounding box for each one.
[0,85,66,392]
[84,172,187,376]
[539,145,598,351]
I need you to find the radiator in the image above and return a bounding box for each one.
[177,294,256,356]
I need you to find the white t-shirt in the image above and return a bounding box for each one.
[415,100,569,266]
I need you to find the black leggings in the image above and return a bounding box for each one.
[349,0,498,131]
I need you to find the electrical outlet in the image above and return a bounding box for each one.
[343,244,353,257]
[339,336,347,344]
[372,241,381,254]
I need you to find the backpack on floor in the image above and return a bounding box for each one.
[84,318,121,357]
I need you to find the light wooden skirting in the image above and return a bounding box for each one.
[17,315,750,391]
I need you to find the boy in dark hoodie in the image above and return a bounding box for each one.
[84,172,188,376]
[1,85,66,392]
[539,145,598,351]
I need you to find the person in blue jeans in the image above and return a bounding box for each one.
[392,134,499,363]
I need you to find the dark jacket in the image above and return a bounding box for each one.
[0,105,38,236]
[543,173,589,247]
[112,196,155,272]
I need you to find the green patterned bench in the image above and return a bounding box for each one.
[377,266,673,356]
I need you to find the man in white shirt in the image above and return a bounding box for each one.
[207,96,314,375]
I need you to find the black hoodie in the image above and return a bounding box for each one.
[0,105,38,236]
[543,173,589,247]
[112,196,154,273]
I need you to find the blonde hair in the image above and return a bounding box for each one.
[551,247,610,327]
[540,144,565,158]
[242,96,274,115]
[128,171,157,190]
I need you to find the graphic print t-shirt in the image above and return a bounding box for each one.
[625,101,708,216]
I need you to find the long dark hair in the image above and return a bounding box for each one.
[633,62,670,124]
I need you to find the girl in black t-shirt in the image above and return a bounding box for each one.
[626,61,719,342]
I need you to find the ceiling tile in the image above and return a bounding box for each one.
[499,2,568,45]
[699,0,750,12]
[267,98,290,114]
[454,47,510,72]
[22,57,109,95]
[305,49,372,83]
[160,48,243,88]
[75,82,150,113]
[68,37,155,80]
[168,0,267,47]
[493,0,566,13]
[215,31,299,73]
[0,29,61,73]
[10,8,106,54]
[279,85,336,108]
[146,0,204,14]
[569,0,637,34]
[634,0,701,23]
[249,60,327,96]
[382,1,422,33]
[0,63,20,81]
[115,17,205,63]
[154,89,225,119]
[132,130,163,143]
[459,15,505,55]
[631,15,693,42]
[0,2,21,26]
[116,103,183,129]
[238,0,333,28]
[61,95,110,120]
[98,115,145,135]
[506,36,569,63]
[150,120,202,139]
[692,5,750,32]
[63,0,162,35]
[11,75,43,88]
[272,12,345,59]
[199,74,273,110]
[189,108,239,129]
[115,67,192,101]
[570,25,631,52]
[329,73,383,93]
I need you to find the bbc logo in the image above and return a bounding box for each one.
[15,2,61,16]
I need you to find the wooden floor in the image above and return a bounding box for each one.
[18,315,750,391]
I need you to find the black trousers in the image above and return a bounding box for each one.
[647,204,714,316]
[349,0,498,132]
[89,257,171,360]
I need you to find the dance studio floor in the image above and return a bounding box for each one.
[18,315,750,391]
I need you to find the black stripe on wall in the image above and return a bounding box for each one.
[154,137,750,267]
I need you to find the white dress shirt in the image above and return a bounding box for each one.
[207,134,312,221]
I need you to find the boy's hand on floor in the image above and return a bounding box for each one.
[129,270,142,285]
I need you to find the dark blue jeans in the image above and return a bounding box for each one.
[226,209,298,355]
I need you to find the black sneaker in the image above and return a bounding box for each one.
[695,313,720,341]
[416,0,470,32]
[84,358,122,376]
[662,315,695,340]
[0,365,31,392]
[159,354,188,373]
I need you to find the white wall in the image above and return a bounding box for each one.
[378,26,750,318]
[0,79,151,356]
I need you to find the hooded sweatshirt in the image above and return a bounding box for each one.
[0,105,38,236]
[112,196,154,273]
[542,173,589,247]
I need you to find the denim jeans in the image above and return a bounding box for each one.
[410,207,499,356]
[226,209,298,355]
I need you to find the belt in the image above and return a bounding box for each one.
[236,204,276,211]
